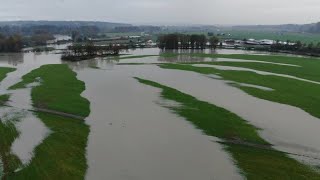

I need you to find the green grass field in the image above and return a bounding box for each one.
[135,77,319,179]
[10,64,90,117]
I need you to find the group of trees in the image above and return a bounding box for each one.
[62,42,128,61]
[29,32,55,46]
[269,41,320,55]
[158,34,219,50]
[0,34,23,52]
[246,40,320,56]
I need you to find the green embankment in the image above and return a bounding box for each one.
[159,63,320,119]
[7,64,90,180]
[10,64,90,117]
[135,77,320,179]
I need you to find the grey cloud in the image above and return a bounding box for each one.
[0,0,319,25]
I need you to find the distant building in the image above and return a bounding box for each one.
[259,39,275,45]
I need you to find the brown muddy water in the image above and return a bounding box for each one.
[74,65,242,180]
[116,65,320,166]
[1,48,320,179]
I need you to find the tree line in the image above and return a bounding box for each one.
[263,40,320,56]
[158,34,219,50]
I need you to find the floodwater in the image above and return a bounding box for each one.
[193,64,320,85]
[1,48,320,178]
[8,88,49,165]
[75,65,242,180]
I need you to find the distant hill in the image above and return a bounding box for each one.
[0,21,130,29]
[232,22,320,33]
[0,21,132,36]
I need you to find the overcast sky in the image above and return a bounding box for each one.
[0,0,319,25]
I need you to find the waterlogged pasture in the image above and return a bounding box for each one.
[0,48,320,179]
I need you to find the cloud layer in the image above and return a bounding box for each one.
[1,0,319,25]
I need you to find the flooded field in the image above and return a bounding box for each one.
[1,48,320,179]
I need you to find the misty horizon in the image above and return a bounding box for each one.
[1,0,320,25]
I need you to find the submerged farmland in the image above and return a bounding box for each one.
[0,48,320,179]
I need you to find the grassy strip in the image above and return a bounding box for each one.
[0,95,10,105]
[0,67,15,82]
[8,113,89,180]
[135,77,320,179]
[0,67,20,178]
[226,144,320,179]
[159,63,320,119]
[190,53,320,82]
[10,64,90,117]
[0,120,22,179]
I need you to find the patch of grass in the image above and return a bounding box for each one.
[0,94,10,105]
[0,67,15,82]
[0,120,22,179]
[159,63,320,119]
[0,67,20,177]
[159,53,179,58]
[135,77,320,179]
[10,64,90,117]
[226,144,320,180]
[8,113,89,180]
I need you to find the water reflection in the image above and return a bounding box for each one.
[0,53,24,67]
